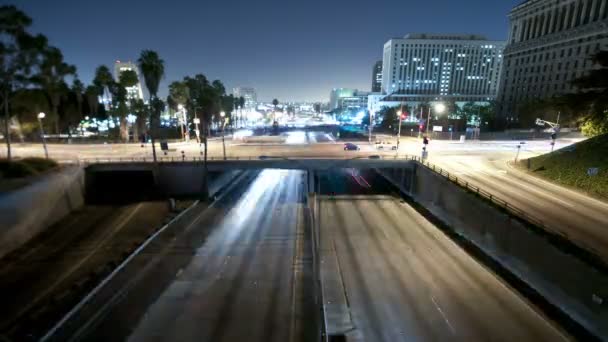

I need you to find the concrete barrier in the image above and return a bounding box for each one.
[377,164,608,340]
[0,166,85,259]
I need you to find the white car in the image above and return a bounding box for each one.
[375,141,397,151]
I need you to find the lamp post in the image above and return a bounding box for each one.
[220,111,226,160]
[426,103,446,135]
[396,107,404,155]
[38,112,49,159]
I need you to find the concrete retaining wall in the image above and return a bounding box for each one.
[378,164,608,340]
[0,166,85,259]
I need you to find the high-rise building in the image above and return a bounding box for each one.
[232,87,258,108]
[498,0,608,119]
[381,34,505,104]
[114,60,144,100]
[372,60,383,92]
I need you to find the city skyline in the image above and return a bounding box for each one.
[15,0,521,102]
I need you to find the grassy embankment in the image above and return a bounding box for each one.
[519,134,608,199]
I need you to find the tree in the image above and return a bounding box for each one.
[570,50,608,136]
[138,50,164,162]
[169,81,190,140]
[84,85,100,119]
[314,103,321,116]
[131,98,147,142]
[0,5,48,160]
[32,47,76,134]
[114,69,139,141]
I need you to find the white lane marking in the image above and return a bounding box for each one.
[431,295,456,335]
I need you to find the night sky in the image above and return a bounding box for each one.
[9,0,521,102]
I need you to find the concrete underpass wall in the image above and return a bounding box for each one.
[377,164,608,340]
[0,166,85,259]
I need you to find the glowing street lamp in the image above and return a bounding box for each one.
[220,111,227,160]
[37,112,49,159]
[426,102,446,134]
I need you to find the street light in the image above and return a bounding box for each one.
[38,112,49,159]
[220,111,226,160]
[426,102,446,134]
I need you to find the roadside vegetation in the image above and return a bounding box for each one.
[0,157,58,179]
[519,134,608,199]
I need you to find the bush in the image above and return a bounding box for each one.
[20,157,58,172]
[0,160,37,178]
[0,158,58,179]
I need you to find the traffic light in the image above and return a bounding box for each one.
[401,111,409,120]
[423,137,429,145]
[551,133,557,140]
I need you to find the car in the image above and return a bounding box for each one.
[344,142,360,151]
[375,140,397,150]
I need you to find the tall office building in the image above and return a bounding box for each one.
[381,34,505,103]
[372,60,383,92]
[232,87,258,108]
[114,60,144,100]
[498,0,608,119]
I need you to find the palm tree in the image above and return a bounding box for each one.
[137,50,164,162]
[130,99,147,142]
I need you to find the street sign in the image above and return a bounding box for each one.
[433,126,443,132]
[588,168,599,176]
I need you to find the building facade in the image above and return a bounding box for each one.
[372,60,383,92]
[329,88,357,109]
[114,60,144,100]
[381,34,505,103]
[498,0,608,119]
[232,87,258,108]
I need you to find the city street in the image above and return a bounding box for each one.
[316,169,568,341]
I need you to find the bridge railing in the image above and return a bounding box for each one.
[58,154,422,165]
[417,160,602,261]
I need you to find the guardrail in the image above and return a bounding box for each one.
[58,154,422,165]
[417,160,603,264]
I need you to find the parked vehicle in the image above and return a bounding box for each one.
[344,142,360,151]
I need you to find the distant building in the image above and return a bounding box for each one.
[329,88,357,109]
[232,87,258,108]
[339,91,371,109]
[372,60,383,92]
[114,60,144,100]
[381,34,505,104]
[497,0,608,120]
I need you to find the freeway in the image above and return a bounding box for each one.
[316,169,569,341]
[7,132,607,260]
[52,170,316,342]
[430,152,608,261]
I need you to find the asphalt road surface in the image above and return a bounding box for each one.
[57,170,316,342]
[433,154,608,261]
[316,169,569,341]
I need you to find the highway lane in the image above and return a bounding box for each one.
[317,169,569,341]
[62,170,316,342]
[433,154,608,260]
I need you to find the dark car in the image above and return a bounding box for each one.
[344,142,360,151]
